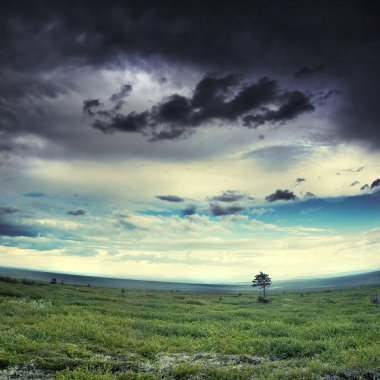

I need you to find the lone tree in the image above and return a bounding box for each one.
[251,271,271,297]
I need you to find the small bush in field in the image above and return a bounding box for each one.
[370,294,378,305]
[0,276,19,284]
[257,295,271,303]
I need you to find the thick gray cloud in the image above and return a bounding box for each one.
[343,167,365,173]
[67,208,86,216]
[110,83,132,104]
[0,206,20,215]
[209,204,245,216]
[242,90,314,128]
[83,99,102,116]
[93,111,150,135]
[156,195,185,203]
[337,167,365,176]
[295,178,306,185]
[295,65,325,79]
[1,1,377,76]
[181,205,197,216]
[210,190,250,203]
[0,223,38,237]
[87,74,314,141]
[265,189,297,202]
[370,179,380,190]
[0,0,380,158]
[0,205,37,237]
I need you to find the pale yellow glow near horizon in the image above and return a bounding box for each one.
[24,143,380,203]
[1,226,379,283]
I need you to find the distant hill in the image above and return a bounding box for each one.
[273,271,380,291]
[0,266,379,293]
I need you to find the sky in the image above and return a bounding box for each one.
[1,0,380,282]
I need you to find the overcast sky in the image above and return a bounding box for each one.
[1,0,380,282]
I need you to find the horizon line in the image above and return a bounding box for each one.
[0,265,379,286]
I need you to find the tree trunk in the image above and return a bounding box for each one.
[263,286,266,298]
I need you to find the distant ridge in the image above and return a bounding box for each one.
[0,266,379,293]
[273,270,380,290]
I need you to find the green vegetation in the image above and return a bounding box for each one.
[251,271,272,299]
[0,277,379,379]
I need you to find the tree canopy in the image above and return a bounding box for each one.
[251,271,271,297]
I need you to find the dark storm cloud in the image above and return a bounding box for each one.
[88,74,314,140]
[266,189,297,202]
[1,1,380,151]
[108,83,133,112]
[0,70,68,101]
[154,95,191,125]
[209,204,246,216]
[83,99,102,116]
[0,223,38,237]
[92,112,150,134]
[110,84,132,103]
[1,1,375,75]
[0,206,20,222]
[350,181,359,187]
[343,167,365,173]
[295,65,325,79]
[361,184,369,191]
[0,206,19,215]
[0,205,37,237]
[0,71,70,149]
[295,178,306,185]
[304,192,316,198]
[313,89,337,105]
[182,205,197,216]
[242,90,314,128]
[66,208,86,216]
[210,190,248,203]
[370,179,380,190]
[156,195,185,202]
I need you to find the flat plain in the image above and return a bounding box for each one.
[0,276,379,379]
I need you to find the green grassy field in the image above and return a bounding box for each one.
[0,277,379,379]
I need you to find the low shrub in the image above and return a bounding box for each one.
[257,295,271,303]
[0,276,19,284]
[21,278,36,286]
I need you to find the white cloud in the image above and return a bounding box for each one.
[1,211,379,282]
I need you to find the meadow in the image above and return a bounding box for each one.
[0,276,379,379]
